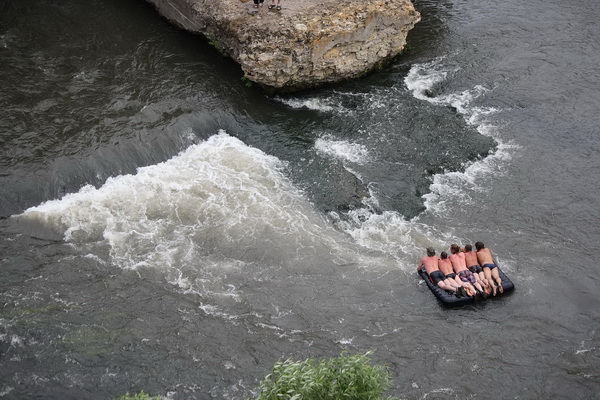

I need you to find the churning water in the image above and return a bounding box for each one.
[1,0,599,398]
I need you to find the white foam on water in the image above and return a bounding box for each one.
[575,338,596,355]
[224,361,236,370]
[275,96,336,112]
[330,204,452,272]
[0,34,8,49]
[326,182,448,272]
[20,131,346,264]
[82,253,107,265]
[17,131,366,317]
[404,58,452,101]
[274,90,373,116]
[421,388,455,399]
[314,135,371,165]
[5,335,24,348]
[405,60,520,215]
[322,60,521,269]
[423,138,518,215]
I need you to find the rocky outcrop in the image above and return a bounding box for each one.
[146,0,420,91]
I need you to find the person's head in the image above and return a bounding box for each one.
[464,244,472,252]
[475,241,485,251]
[450,244,460,254]
[440,251,448,259]
[426,247,435,257]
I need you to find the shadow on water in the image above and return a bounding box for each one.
[404,0,457,59]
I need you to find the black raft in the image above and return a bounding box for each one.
[418,266,515,307]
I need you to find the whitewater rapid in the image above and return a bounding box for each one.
[17,58,517,284]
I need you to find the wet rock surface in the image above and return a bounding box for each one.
[146,0,420,91]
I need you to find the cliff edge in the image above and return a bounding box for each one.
[146,0,420,91]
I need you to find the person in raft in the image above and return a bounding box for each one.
[475,241,504,294]
[253,0,264,8]
[438,251,471,297]
[449,243,486,299]
[463,243,492,295]
[268,0,282,11]
[418,248,464,296]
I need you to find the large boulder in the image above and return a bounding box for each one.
[147,0,420,91]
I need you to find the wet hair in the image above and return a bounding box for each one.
[440,251,448,259]
[475,241,485,250]
[426,247,435,257]
[464,244,473,251]
[450,244,460,254]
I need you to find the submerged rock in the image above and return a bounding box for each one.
[146,0,420,91]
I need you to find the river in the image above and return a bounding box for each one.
[1,0,599,398]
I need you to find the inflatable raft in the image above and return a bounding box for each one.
[418,266,515,307]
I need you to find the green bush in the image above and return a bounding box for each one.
[255,352,396,400]
[117,391,160,400]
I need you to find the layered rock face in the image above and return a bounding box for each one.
[146,0,420,91]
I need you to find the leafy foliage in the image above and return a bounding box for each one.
[256,352,396,400]
[241,76,254,88]
[117,391,160,400]
[207,33,223,51]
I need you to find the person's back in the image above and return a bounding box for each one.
[438,254,453,276]
[475,242,494,265]
[420,255,439,275]
[450,243,483,297]
[475,241,503,294]
[418,248,461,294]
[463,243,490,294]
[463,245,479,268]
[418,247,439,275]
[418,255,438,275]
[448,244,467,273]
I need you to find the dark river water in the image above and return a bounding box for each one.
[1,0,599,398]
